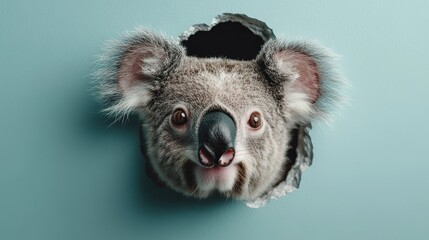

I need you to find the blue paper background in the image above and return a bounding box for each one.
[1,1,428,239]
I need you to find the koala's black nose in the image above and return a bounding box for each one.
[198,111,236,167]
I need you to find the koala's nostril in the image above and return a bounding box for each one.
[217,148,235,167]
[198,146,235,167]
[198,146,215,167]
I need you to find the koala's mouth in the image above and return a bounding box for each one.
[192,162,246,196]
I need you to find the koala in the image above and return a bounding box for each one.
[95,28,345,202]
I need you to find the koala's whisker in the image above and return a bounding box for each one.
[120,113,129,126]
[107,115,124,128]
[234,154,250,157]
[107,120,117,129]
[190,185,199,196]
[234,151,250,154]
[234,151,250,155]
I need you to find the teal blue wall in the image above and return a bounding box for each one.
[1,1,428,239]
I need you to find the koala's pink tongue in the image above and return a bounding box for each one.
[201,165,235,182]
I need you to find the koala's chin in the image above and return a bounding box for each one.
[194,164,239,196]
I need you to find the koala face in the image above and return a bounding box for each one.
[95,28,344,201]
[142,57,289,200]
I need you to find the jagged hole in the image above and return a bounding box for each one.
[181,21,265,60]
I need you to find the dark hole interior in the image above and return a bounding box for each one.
[181,21,265,60]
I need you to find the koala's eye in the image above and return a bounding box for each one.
[248,112,262,129]
[172,108,188,126]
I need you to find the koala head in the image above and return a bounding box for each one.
[95,28,344,201]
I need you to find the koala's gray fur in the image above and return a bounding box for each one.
[94,27,346,201]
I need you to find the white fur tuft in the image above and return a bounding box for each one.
[92,27,184,118]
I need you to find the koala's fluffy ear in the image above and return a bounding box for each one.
[94,28,184,116]
[256,39,346,123]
